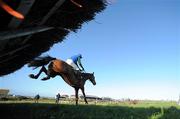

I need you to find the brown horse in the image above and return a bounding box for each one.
[28,56,96,105]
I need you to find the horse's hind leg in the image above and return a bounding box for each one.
[29,66,47,79]
[41,75,50,81]
[41,68,57,81]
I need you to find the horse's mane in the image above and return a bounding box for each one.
[81,72,92,76]
[81,72,93,79]
[28,55,56,69]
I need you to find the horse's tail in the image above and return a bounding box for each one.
[28,55,56,69]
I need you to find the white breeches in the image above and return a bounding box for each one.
[66,59,79,70]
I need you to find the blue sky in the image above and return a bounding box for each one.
[0,0,179,100]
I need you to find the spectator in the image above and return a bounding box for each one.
[34,94,40,103]
[55,93,61,104]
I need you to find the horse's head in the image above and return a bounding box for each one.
[89,72,96,85]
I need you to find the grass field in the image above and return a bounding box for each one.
[0,100,180,119]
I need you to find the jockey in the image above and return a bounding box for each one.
[66,54,85,71]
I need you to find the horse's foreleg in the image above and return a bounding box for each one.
[75,88,79,105]
[81,88,88,104]
[29,66,47,79]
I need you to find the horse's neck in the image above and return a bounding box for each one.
[82,73,91,82]
[82,73,91,78]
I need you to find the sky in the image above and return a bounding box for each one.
[0,0,179,100]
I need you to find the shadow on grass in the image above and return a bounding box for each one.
[0,103,180,119]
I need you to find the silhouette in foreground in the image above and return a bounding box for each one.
[28,56,96,105]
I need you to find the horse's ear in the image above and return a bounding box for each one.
[93,72,94,75]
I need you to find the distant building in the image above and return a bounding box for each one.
[61,95,69,99]
[70,95,76,99]
[79,95,102,100]
[0,89,9,97]
[102,97,113,101]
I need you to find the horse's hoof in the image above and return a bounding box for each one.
[29,74,37,79]
[41,78,48,81]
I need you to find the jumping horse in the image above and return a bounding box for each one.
[28,56,96,105]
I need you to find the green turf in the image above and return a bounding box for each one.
[0,100,180,119]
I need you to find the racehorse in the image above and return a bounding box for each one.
[28,56,96,105]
